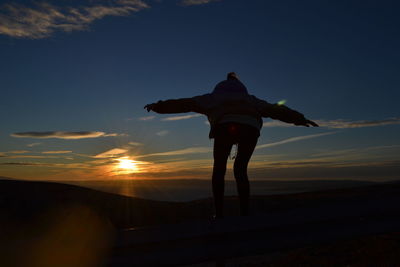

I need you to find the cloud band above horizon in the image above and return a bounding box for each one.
[11,131,123,139]
[161,114,202,121]
[263,117,400,129]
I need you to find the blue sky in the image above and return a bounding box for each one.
[0,0,399,181]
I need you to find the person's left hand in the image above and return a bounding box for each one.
[295,119,319,127]
[303,119,319,127]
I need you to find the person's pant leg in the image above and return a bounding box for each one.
[234,132,258,216]
[212,135,233,218]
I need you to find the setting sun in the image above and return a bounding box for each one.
[115,157,140,174]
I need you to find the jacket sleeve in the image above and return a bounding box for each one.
[151,94,211,114]
[251,96,308,125]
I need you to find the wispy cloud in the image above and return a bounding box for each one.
[0,161,90,168]
[156,130,169,136]
[128,141,143,146]
[251,158,400,170]
[139,116,155,121]
[316,118,400,128]
[94,148,128,158]
[8,150,29,154]
[139,146,211,157]
[256,132,336,150]
[139,132,333,159]
[309,144,400,161]
[180,0,220,6]
[161,114,202,121]
[2,155,62,159]
[263,121,292,127]
[27,142,41,147]
[263,117,400,129]
[0,0,149,39]
[11,131,124,139]
[0,162,46,166]
[41,150,72,154]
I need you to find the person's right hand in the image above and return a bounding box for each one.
[144,103,157,112]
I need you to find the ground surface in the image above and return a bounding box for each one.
[1,179,400,266]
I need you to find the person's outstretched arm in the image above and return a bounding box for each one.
[144,95,210,114]
[252,97,318,127]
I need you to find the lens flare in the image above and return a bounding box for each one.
[277,99,287,106]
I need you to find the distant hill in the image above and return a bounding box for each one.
[0,180,187,229]
[61,178,378,201]
[1,179,400,230]
[0,176,16,180]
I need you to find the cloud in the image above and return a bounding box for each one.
[0,0,149,39]
[156,130,169,136]
[0,162,46,166]
[316,118,400,129]
[41,150,72,154]
[139,116,155,121]
[2,155,61,159]
[136,131,334,159]
[263,117,400,129]
[250,158,400,171]
[139,146,211,157]
[128,141,143,146]
[0,161,90,168]
[161,114,202,121]
[256,132,336,150]
[263,121,292,128]
[309,144,400,161]
[27,142,41,147]
[94,148,128,158]
[11,131,123,139]
[8,150,29,154]
[180,0,220,6]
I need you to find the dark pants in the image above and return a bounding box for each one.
[212,123,259,218]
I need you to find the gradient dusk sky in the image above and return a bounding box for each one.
[1,0,399,181]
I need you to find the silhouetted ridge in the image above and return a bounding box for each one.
[0,180,186,229]
[1,179,400,230]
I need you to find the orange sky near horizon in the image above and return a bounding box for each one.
[2,137,399,182]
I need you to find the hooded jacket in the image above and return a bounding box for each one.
[151,79,309,138]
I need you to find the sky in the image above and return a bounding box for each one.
[0,0,399,181]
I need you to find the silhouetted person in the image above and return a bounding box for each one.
[145,72,318,218]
